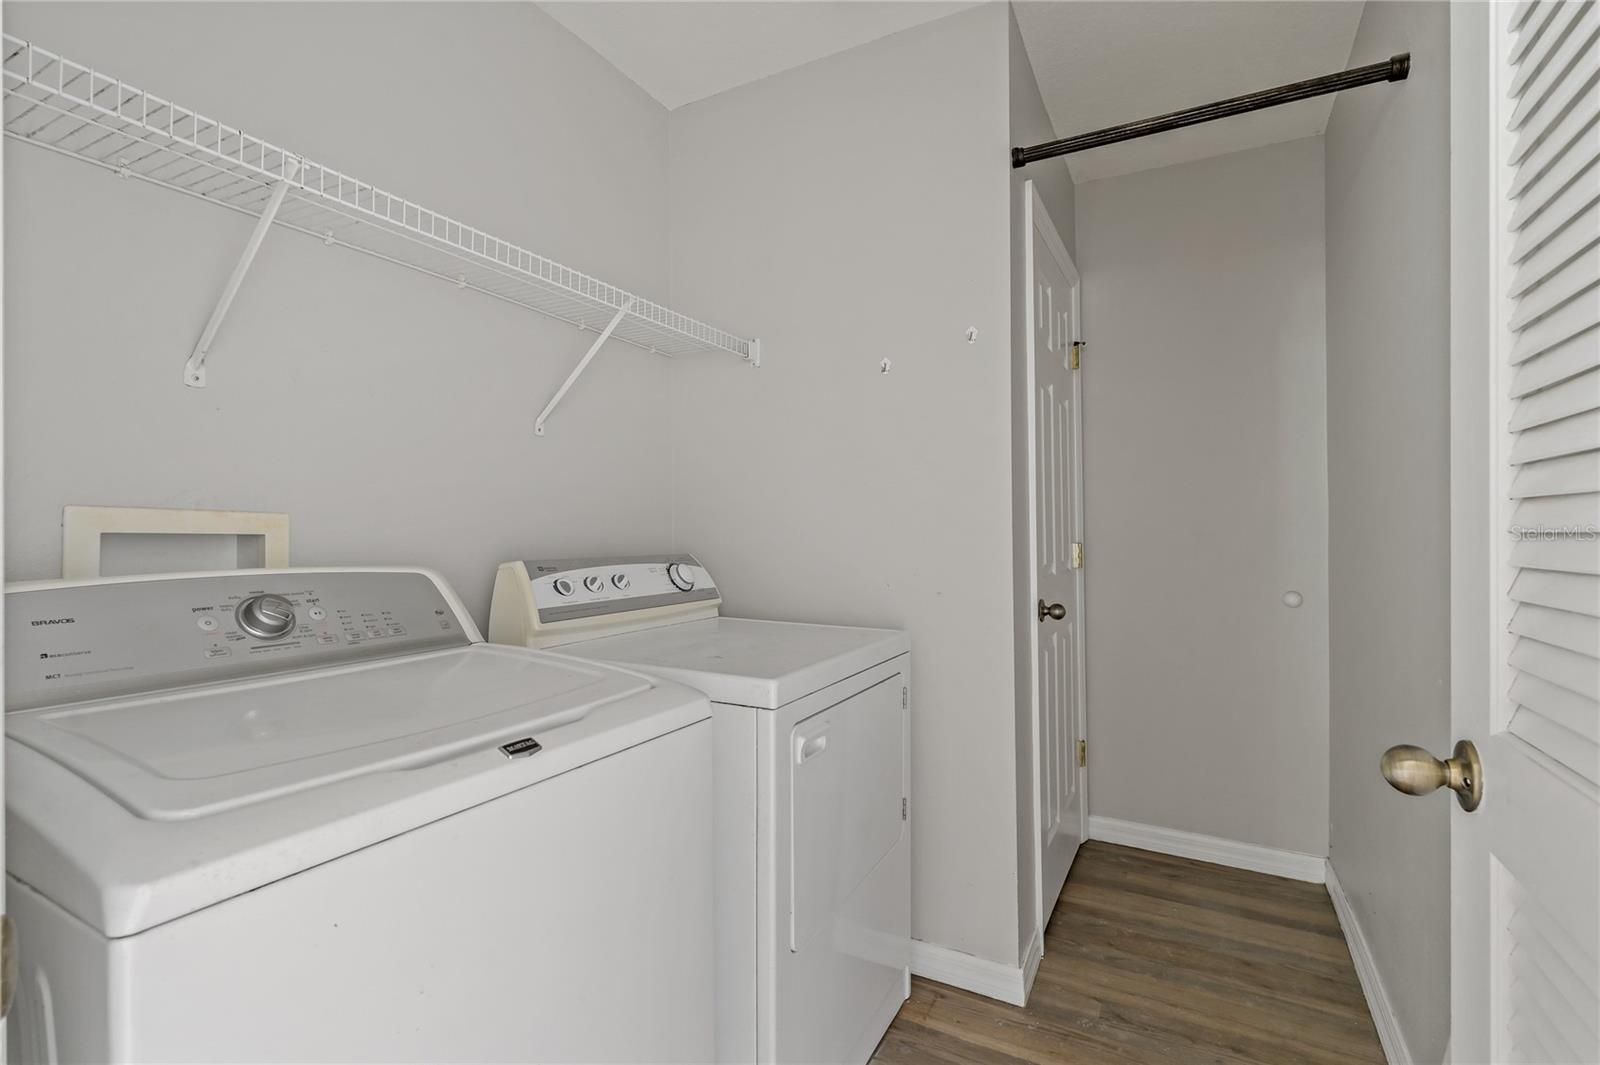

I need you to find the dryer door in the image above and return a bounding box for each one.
[772,655,910,1065]
[789,674,904,952]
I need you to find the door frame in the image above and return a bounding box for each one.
[1,15,9,1049]
[1448,6,1493,1058]
[1022,180,1088,942]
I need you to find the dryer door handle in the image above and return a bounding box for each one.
[796,731,830,764]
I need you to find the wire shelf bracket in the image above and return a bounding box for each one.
[1,33,760,391]
[535,298,635,436]
[185,159,300,387]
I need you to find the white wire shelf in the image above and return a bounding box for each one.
[1,33,759,374]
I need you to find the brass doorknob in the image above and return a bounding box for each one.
[1038,600,1066,622]
[1380,740,1483,812]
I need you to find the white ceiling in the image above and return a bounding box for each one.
[1012,2,1362,182]
[544,1,1364,183]
[541,2,977,111]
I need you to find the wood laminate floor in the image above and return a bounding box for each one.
[872,841,1385,1065]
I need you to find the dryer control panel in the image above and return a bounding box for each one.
[489,555,721,649]
[5,569,473,712]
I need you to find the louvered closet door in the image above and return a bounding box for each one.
[1456,4,1600,1061]
[1505,0,1600,791]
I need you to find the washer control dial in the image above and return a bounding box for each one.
[583,575,606,594]
[667,563,696,592]
[611,573,631,590]
[236,594,297,641]
[552,577,575,597]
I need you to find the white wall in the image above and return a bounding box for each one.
[666,4,1026,967]
[6,0,1073,977]
[1007,3,1076,962]
[1325,4,1452,1061]
[1075,137,1331,857]
[3,2,674,625]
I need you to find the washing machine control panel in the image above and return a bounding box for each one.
[5,570,472,712]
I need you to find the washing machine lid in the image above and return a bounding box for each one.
[8,644,648,821]
[7,643,710,937]
[4,569,712,937]
[564,617,909,709]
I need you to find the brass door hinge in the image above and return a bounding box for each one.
[1069,341,1084,370]
[1071,542,1084,569]
[1077,739,1087,768]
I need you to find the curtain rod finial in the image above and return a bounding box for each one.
[1389,53,1411,81]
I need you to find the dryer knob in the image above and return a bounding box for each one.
[236,594,297,641]
[667,563,695,592]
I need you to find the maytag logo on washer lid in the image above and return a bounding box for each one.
[499,736,543,759]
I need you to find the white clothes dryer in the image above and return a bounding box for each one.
[489,555,911,1065]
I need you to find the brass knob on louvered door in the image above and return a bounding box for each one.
[1380,740,1483,812]
[1038,600,1066,623]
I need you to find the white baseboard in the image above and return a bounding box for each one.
[1325,860,1413,1065]
[1021,927,1044,1002]
[1089,815,1326,883]
[909,940,1029,1007]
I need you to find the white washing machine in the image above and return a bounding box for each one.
[5,567,717,1064]
[488,555,911,1065]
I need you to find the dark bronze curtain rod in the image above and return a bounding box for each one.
[1012,53,1410,168]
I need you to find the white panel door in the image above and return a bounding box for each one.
[1025,182,1087,938]
[1448,7,1600,1062]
